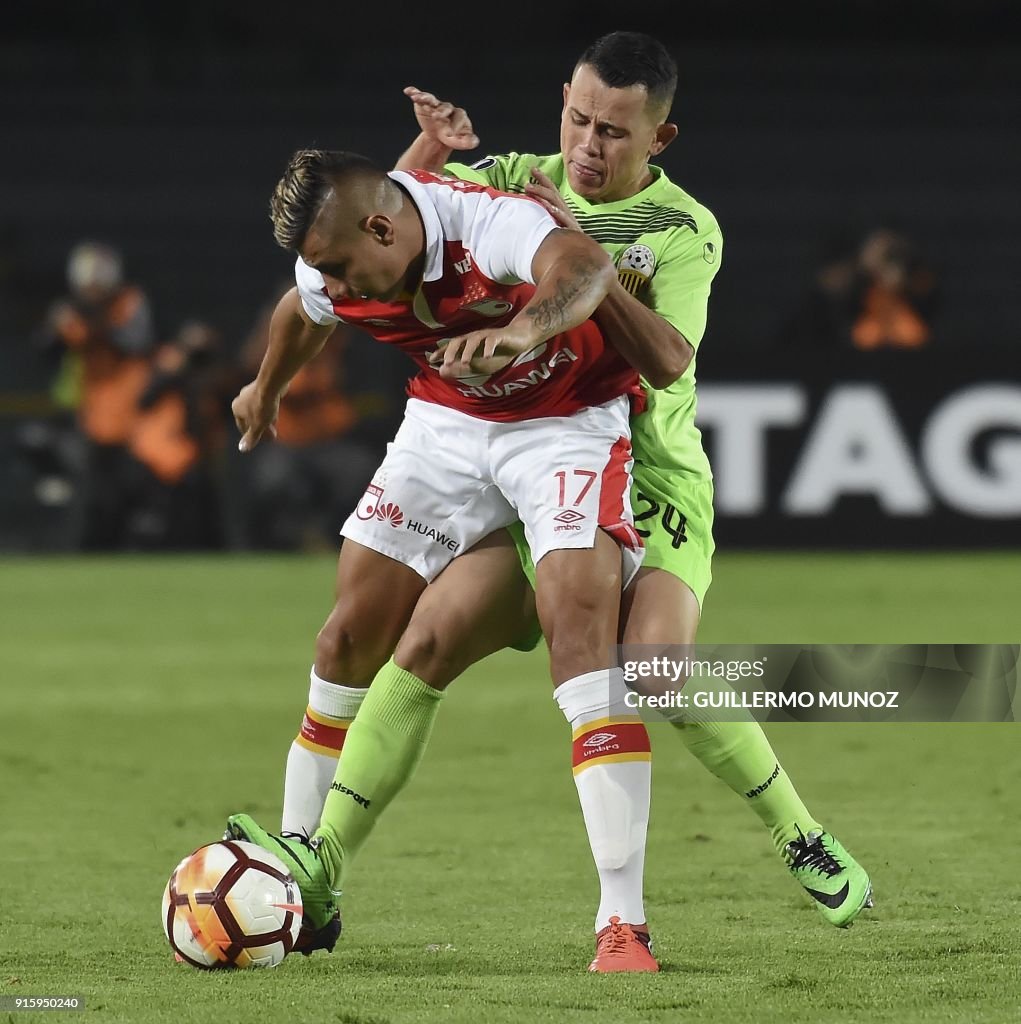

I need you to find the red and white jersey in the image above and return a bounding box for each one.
[295,169,642,422]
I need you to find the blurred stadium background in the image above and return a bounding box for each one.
[1,1,1018,552]
[1,4,1018,1022]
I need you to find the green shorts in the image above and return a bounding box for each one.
[506,463,715,651]
[630,463,715,609]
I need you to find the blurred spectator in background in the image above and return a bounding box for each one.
[851,228,939,350]
[126,320,235,550]
[37,240,157,549]
[237,286,392,551]
[778,226,939,352]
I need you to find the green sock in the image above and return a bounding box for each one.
[674,693,821,854]
[313,658,443,888]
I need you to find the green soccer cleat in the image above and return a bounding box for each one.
[784,826,873,928]
[293,909,342,956]
[224,814,341,933]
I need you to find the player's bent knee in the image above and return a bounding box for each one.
[394,620,460,689]
[315,611,398,685]
[547,632,615,685]
[623,621,697,648]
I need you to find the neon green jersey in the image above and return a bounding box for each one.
[446,152,722,481]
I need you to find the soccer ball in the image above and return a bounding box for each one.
[162,839,303,968]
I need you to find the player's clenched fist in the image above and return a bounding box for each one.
[427,326,538,381]
[403,86,479,151]
[232,381,279,452]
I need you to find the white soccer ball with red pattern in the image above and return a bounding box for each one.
[161,840,303,968]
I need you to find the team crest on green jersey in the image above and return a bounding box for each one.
[616,243,657,295]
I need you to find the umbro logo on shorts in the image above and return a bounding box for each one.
[554,508,586,533]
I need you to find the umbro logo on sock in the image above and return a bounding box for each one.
[583,732,618,748]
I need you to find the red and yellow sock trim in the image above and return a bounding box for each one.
[294,705,351,757]
[571,716,651,774]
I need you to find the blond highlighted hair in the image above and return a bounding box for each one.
[269,149,382,250]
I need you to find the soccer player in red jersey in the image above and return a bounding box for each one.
[228,149,658,966]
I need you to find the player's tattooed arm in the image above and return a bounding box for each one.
[428,230,613,381]
[430,244,613,380]
[524,255,601,336]
[526,168,691,388]
[523,229,616,341]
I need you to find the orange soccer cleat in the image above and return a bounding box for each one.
[587,916,660,973]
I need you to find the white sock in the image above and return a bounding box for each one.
[554,667,652,932]
[281,667,367,833]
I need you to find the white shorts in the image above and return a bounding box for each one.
[341,397,643,583]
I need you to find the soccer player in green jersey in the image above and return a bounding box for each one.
[228,31,871,971]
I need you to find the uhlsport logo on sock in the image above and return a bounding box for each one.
[745,761,781,799]
[330,780,371,809]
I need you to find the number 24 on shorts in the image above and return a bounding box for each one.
[634,491,688,549]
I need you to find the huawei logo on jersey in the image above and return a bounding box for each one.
[456,347,579,398]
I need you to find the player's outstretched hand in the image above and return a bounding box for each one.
[426,328,535,381]
[525,168,582,232]
[403,86,479,151]
[232,381,279,452]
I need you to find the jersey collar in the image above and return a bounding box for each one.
[562,163,668,214]
[387,171,446,328]
[389,170,445,284]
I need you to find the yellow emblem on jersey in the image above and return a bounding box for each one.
[616,244,656,295]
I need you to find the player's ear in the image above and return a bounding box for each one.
[364,214,394,245]
[649,121,678,157]
[562,82,570,109]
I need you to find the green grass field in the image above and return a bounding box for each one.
[2,552,1019,1023]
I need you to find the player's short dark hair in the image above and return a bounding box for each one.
[269,149,381,250]
[575,31,678,118]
